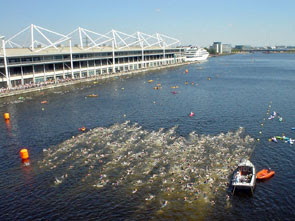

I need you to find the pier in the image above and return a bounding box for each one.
[0,24,185,90]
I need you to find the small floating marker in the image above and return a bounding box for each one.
[87,94,98,97]
[20,148,29,160]
[41,100,47,104]
[123,114,126,118]
[259,131,262,134]
[42,108,45,111]
[185,69,189,73]
[79,127,86,132]
[189,112,195,117]
[257,138,260,141]
[4,113,10,120]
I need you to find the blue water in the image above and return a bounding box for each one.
[1,53,295,220]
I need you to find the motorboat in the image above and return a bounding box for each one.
[256,169,275,180]
[232,159,256,194]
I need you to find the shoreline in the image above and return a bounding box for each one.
[0,62,192,99]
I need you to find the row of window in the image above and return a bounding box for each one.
[2,49,181,65]
[5,55,176,76]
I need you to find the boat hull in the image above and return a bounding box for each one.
[184,47,209,62]
[184,54,209,62]
[231,159,256,195]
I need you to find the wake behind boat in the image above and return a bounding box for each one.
[232,159,256,195]
[184,47,209,62]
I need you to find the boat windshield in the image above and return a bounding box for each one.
[239,166,252,175]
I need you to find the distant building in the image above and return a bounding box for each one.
[222,44,232,53]
[275,46,286,49]
[210,42,231,54]
[212,42,222,54]
[234,45,252,50]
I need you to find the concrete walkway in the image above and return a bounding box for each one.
[0,62,190,99]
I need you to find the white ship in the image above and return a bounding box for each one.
[184,47,209,62]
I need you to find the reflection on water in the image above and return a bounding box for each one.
[38,121,254,218]
[2,53,295,220]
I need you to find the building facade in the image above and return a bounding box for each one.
[212,42,222,54]
[0,25,184,88]
[222,44,232,53]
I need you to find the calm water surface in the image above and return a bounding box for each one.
[1,53,295,220]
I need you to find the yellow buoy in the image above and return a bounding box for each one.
[4,113,10,120]
[20,149,29,160]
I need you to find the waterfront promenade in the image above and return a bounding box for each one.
[0,62,189,98]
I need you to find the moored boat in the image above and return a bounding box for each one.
[256,169,275,180]
[232,159,256,195]
[184,47,209,62]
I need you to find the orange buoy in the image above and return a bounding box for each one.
[4,113,10,120]
[20,149,29,160]
[185,69,188,73]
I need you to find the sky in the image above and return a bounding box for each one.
[0,0,295,47]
